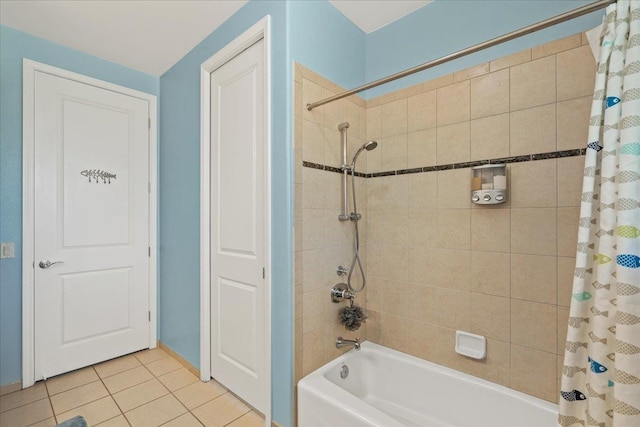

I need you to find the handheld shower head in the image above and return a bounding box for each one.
[351,140,378,168]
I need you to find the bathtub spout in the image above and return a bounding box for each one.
[336,336,360,350]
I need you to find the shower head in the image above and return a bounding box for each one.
[364,140,377,151]
[351,140,378,168]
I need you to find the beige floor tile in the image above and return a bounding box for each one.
[46,367,99,396]
[96,415,131,427]
[113,379,169,413]
[0,382,47,413]
[161,412,204,426]
[103,365,154,394]
[50,380,109,415]
[94,355,142,379]
[226,411,264,427]
[125,394,187,427]
[0,398,53,427]
[134,348,170,365]
[157,368,199,392]
[145,357,183,377]
[173,381,226,411]
[57,396,121,426]
[29,417,57,427]
[192,393,250,427]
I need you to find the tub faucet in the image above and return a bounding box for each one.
[336,336,360,350]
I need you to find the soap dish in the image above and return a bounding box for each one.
[455,331,486,360]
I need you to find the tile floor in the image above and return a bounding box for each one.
[0,348,264,427]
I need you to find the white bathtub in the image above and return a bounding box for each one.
[298,341,558,427]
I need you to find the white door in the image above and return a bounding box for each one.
[33,71,150,380]
[210,39,266,412]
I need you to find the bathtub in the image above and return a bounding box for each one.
[298,341,558,427]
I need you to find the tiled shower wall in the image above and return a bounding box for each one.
[293,65,369,386]
[294,32,595,404]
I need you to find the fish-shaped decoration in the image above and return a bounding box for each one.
[586,383,606,400]
[595,229,614,238]
[618,198,640,210]
[558,415,585,427]
[620,142,640,155]
[594,89,606,100]
[614,399,640,415]
[618,282,640,296]
[585,410,605,427]
[561,389,586,401]
[575,268,593,279]
[589,332,607,345]
[618,170,640,183]
[588,356,608,373]
[602,149,616,159]
[615,369,640,384]
[573,291,593,301]
[587,141,603,152]
[617,225,640,238]
[591,281,611,291]
[622,86,640,101]
[80,169,117,184]
[582,192,594,202]
[590,306,608,317]
[617,311,640,325]
[590,114,603,125]
[568,317,590,328]
[608,325,616,334]
[600,176,616,183]
[608,380,614,387]
[579,217,597,227]
[607,353,615,361]
[577,242,589,253]
[610,298,617,307]
[606,96,621,108]
[598,202,615,212]
[616,340,640,355]
[593,253,612,263]
[606,409,613,418]
[566,341,588,352]
[583,166,599,177]
[617,254,640,268]
[563,365,587,377]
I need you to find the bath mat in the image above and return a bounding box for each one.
[56,416,87,427]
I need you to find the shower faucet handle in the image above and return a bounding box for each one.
[337,266,348,276]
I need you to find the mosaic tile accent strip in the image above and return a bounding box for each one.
[302,148,586,178]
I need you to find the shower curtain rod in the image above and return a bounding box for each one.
[306,0,615,111]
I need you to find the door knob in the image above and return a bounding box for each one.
[39,260,64,269]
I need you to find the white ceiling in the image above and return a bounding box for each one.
[328,1,432,33]
[0,0,433,77]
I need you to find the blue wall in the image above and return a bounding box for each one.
[157,1,292,424]
[290,0,366,89]
[0,25,159,389]
[364,0,605,98]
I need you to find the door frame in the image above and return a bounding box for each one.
[199,16,271,423]
[21,59,158,388]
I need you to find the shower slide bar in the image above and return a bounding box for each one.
[306,0,615,111]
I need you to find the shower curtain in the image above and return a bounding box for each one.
[558,2,640,427]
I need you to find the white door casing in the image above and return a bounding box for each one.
[22,60,158,386]
[200,17,271,422]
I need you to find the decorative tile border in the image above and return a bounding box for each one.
[302,148,586,178]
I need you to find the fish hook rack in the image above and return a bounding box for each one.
[80,169,117,184]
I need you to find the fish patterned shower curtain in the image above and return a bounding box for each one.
[558,1,640,427]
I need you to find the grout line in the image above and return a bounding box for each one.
[42,379,58,425]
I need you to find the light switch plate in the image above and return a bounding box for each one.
[1,242,15,259]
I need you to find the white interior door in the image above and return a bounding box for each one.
[33,71,150,380]
[210,38,266,412]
